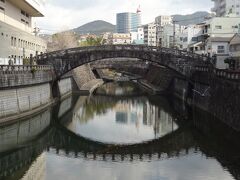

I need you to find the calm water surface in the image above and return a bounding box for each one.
[1,82,240,180]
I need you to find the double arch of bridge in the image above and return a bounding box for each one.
[37,45,211,79]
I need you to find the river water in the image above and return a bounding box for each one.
[1,82,240,180]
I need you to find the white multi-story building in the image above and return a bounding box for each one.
[212,0,240,17]
[109,33,131,45]
[134,26,144,44]
[204,16,240,37]
[0,0,47,65]
[155,15,173,47]
[143,23,157,46]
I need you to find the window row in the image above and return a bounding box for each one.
[21,9,29,18]
[10,36,45,51]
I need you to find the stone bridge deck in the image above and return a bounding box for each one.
[37,45,211,79]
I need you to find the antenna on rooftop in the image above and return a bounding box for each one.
[137,5,141,13]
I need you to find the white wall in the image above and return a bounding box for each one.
[207,17,240,37]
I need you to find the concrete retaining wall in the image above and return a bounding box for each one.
[58,78,73,97]
[0,83,51,118]
[0,77,73,120]
[169,72,240,131]
[0,68,53,89]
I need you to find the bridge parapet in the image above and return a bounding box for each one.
[194,65,240,81]
[37,45,211,79]
[0,65,53,74]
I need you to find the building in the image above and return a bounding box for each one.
[160,24,186,48]
[130,32,138,44]
[155,15,173,46]
[116,12,141,33]
[143,23,157,46]
[188,17,240,54]
[212,0,240,17]
[206,37,232,69]
[229,33,240,68]
[203,17,240,38]
[133,26,144,44]
[109,33,131,45]
[180,24,202,51]
[0,0,47,65]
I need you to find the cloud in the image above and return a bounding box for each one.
[34,0,213,33]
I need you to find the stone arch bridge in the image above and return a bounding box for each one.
[37,45,212,79]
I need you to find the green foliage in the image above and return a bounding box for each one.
[31,67,37,74]
[79,36,103,47]
[23,58,30,65]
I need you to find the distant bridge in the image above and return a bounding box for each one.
[37,45,212,79]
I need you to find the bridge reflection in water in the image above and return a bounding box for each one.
[0,85,240,180]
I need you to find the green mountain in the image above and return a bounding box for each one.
[73,20,115,35]
[172,11,211,26]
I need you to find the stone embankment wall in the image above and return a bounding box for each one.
[0,66,73,121]
[139,64,240,131]
[72,64,96,89]
[72,64,103,93]
[0,83,51,118]
[139,64,177,94]
[58,78,73,97]
[0,65,53,89]
[170,70,240,131]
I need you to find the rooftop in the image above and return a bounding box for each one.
[207,37,232,42]
[8,0,44,17]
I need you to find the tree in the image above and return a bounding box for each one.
[48,31,78,52]
[79,36,104,47]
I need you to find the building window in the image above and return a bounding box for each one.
[0,6,4,11]
[217,45,225,54]
[215,25,222,29]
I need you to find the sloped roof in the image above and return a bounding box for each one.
[206,37,232,43]
[230,34,240,45]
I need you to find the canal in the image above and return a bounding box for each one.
[1,82,240,180]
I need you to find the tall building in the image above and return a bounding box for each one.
[155,15,173,46]
[116,12,141,33]
[143,23,157,46]
[0,0,47,65]
[212,0,240,17]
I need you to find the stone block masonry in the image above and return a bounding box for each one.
[0,65,53,89]
[0,83,51,119]
[58,78,73,97]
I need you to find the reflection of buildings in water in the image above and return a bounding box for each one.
[21,153,46,180]
[114,100,178,137]
[143,102,178,137]
[115,101,143,129]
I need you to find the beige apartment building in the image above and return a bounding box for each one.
[0,0,46,65]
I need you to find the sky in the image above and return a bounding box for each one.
[35,0,214,33]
